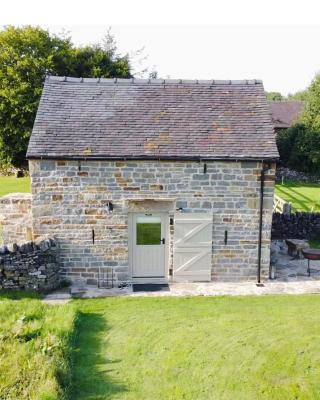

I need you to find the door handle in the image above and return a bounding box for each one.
[161,238,165,244]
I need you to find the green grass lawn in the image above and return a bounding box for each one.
[0,176,30,196]
[2,292,320,399]
[310,238,320,249]
[0,291,76,400]
[70,296,320,400]
[275,181,320,212]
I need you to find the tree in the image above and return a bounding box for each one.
[276,126,298,166]
[301,73,320,131]
[0,26,73,166]
[289,125,320,174]
[274,73,320,174]
[277,123,320,174]
[69,45,130,78]
[266,91,285,101]
[68,28,131,78]
[0,26,131,167]
[287,89,309,101]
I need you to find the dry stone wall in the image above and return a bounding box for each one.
[0,237,60,291]
[272,212,320,240]
[276,167,320,183]
[29,159,276,284]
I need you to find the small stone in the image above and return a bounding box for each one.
[7,243,19,253]
[0,246,9,255]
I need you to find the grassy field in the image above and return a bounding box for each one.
[310,239,320,249]
[2,295,320,399]
[0,291,76,400]
[275,181,320,212]
[0,176,30,196]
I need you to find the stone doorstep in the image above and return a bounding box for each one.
[70,284,132,298]
[70,286,87,297]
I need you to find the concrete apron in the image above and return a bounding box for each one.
[42,280,320,303]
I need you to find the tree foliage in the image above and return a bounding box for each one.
[276,127,298,166]
[267,90,309,102]
[276,124,320,175]
[266,91,285,101]
[275,73,320,175]
[0,26,131,167]
[301,73,320,131]
[287,89,309,101]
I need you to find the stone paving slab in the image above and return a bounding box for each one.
[42,281,320,302]
[43,287,72,304]
[72,286,132,298]
[130,281,320,297]
[272,240,320,282]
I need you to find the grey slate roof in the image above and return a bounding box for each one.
[27,76,279,161]
[270,101,305,129]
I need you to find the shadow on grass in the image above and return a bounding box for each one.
[276,186,310,211]
[0,290,41,300]
[70,311,127,400]
[277,181,320,211]
[279,180,320,189]
[287,187,318,204]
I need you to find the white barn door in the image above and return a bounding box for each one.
[173,213,213,282]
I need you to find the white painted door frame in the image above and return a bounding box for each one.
[128,212,169,283]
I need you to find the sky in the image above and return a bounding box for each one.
[1,0,320,96]
[47,25,320,96]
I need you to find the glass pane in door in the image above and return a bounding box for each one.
[136,216,161,245]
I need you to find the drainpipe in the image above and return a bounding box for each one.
[257,162,270,285]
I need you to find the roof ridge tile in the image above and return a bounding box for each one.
[45,75,263,86]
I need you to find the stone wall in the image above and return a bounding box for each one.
[276,167,320,183]
[0,193,33,244]
[272,212,320,240]
[0,237,60,291]
[29,159,276,283]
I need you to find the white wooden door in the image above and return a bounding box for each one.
[132,213,167,279]
[173,213,213,282]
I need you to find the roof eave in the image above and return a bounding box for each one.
[26,154,279,162]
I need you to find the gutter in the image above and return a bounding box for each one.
[26,154,279,162]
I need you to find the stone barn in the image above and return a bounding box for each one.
[26,76,279,285]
